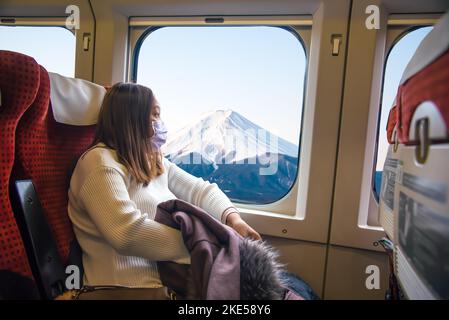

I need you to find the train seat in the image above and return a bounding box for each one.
[0,50,41,298]
[12,65,101,298]
[379,11,449,299]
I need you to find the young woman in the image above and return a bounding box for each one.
[68,82,261,289]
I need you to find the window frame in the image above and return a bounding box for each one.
[130,24,308,207]
[127,15,312,82]
[0,16,95,81]
[127,10,351,245]
[330,11,441,252]
[128,19,310,203]
[361,20,438,232]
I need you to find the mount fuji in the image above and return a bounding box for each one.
[162,109,299,204]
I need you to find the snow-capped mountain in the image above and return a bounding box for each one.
[162,109,300,204]
[162,109,298,165]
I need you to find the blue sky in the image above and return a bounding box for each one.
[0,25,432,159]
[136,26,306,144]
[0,26,75,78]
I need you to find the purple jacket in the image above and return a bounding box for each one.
[155,199,240,300]
[155,199,303,300]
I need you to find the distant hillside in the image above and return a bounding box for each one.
[162,109,299,204]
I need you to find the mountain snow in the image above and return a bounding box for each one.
[162,109,298,165]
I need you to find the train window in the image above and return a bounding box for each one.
[135,26,306,205]
[0,26,75,77]
[373,26,433,199]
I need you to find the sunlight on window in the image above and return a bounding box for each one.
[0,26,76,77]
[136,26,306,204]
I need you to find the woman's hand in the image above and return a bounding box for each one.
[226,212,262,241]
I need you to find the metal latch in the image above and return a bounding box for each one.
[415,117,429,164]
[331,34,342,56]
[83,33,91,51]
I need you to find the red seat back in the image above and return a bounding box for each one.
[15,66,96,264]
[388,49,449,144]
[0,50,41,277]
[386,105,397,144]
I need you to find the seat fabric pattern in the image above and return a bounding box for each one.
[15,65,95,264]
[0,50,40,276]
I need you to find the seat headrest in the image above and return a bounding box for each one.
[49,72,106,126]
[0,50,41,114]
[400,11,449,85]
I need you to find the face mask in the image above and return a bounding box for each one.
[151,120,168,150]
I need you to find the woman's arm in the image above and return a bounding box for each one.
[165,159,261,240]
[78,166,190,261]
[165,159,236,222]
[223,212,261,240]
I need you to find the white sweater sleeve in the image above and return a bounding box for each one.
[78,166,190,262]
[165,159,236,222]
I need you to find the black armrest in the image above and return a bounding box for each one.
[10,180,66,299]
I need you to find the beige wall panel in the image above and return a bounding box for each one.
[265,236,327,298]
[324,245,389,300]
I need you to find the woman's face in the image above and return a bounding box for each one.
[151,99,161,122]
[149,99,161,138]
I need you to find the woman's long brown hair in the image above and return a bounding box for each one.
[91,82,164,185]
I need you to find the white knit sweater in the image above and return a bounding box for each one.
[68,143,235,288]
